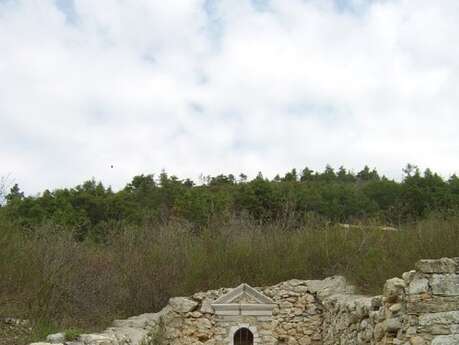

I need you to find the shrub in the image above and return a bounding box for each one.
[0,214,458,334]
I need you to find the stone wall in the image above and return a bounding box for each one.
[31,257,459,345]
[262,276,353,344]
[145,278,344,345]
[402,257,459,345]
[319,257,459,345]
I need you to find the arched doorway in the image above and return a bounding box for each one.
[233,328,254,345]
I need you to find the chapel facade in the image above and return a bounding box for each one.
[211,283,276,345]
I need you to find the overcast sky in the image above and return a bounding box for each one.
[1,0,459,194]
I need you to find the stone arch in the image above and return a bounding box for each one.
[229,325,259,345]
[233,327,253,345]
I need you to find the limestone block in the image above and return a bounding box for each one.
[46,333,65,343]
[298,335,311,345]
[385,318,402,333]
[409,278,429,295]
[112,313,160,329]
[407,295,459,313]
[200,299,214,314]
[390,303,402,315]
[416,258,457,274]
[419,310,459,325]
[406,326,417,336]
[384,278,406,303]
[196,318,212,330]
[430,274,459,296]
[108,326,148,345]
[454,258,459,273]
[169,297,199,313]
[78,333,116,345]
[371,295,383,310]
[431,334,459,345]
[409,336,426,345]
[418,310,459,335]
[403,270,417,283]
[305,276,355,299]
[188,311,203,318]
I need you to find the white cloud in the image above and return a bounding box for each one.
[0,0,458,194]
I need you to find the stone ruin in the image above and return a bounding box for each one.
[32,257,459,345]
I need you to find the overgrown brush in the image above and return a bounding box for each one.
[0,215,458,335]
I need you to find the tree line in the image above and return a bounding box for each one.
[1,164,459,240]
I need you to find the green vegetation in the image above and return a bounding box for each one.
[0,165,458,343]
[64,329,81,341]
[2,165,459,240]
[1,215,458,334]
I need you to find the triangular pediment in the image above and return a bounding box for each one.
[212,283,274,305]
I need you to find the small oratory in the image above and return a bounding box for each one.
[211,283,276,345]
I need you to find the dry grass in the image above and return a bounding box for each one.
[0,214,458,342]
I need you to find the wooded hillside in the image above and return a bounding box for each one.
[1,165,458,344]
[2,164,459,241]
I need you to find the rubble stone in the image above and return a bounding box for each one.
[28,257,459,345]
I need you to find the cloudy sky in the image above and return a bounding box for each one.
[1,0,458,194]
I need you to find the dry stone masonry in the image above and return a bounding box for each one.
[31,257,459,345]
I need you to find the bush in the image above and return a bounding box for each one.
[0,214,458,334]
[64,329,81,341]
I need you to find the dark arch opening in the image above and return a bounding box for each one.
[233,327,254,345]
